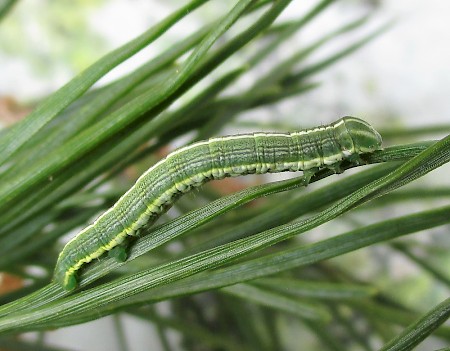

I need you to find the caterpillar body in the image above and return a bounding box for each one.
[54,116,382,291]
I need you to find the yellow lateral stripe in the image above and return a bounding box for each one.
[63,154,349,280]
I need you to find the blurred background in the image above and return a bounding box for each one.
[0,1,449,350]
[2,0,450,127]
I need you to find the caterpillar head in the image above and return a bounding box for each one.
[335,116,383,154]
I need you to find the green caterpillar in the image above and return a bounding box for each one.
[54,116,382,291]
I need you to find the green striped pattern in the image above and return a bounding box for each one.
[54,116,382,291]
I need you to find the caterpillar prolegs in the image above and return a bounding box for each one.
[54,116,383,290]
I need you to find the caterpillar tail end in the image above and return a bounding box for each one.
[63,273,78,291]
[54,263,78,291]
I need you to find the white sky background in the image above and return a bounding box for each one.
[2,1,450,350]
